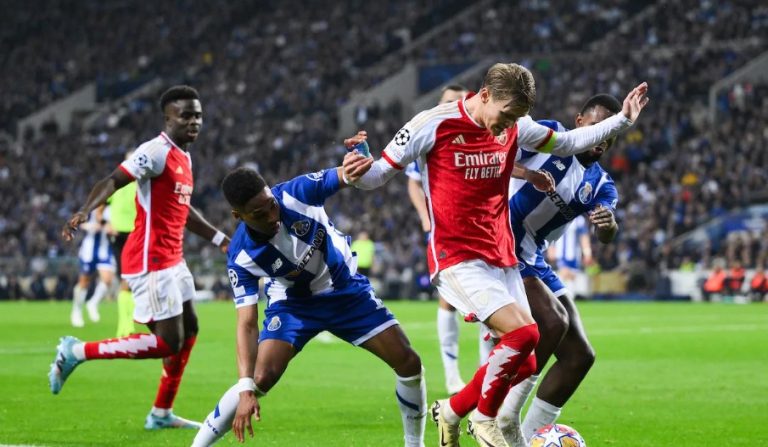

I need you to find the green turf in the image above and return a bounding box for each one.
[0,300,766,446]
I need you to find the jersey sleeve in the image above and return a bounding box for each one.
[515,119,567,162]
[380,110,439,170]
[227,260,260,308]
[119,141,169,181]
[593,174,619,211]
[517,114,632,157]
[277,168,341,206]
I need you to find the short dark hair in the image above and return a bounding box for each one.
[442,83,468,93]
[580,94,621,115]
[221,167,267,209]
[159,85,200,111]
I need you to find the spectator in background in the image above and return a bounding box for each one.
[725,260,746,297]
[702,261,727,302]
[351,231,376,278]
[30,273,49,300]
[749,265,768,302]
[0,274,25,300]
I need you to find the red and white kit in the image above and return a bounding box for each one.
[118,132,196,323]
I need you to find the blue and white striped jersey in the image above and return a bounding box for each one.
[509,120,618,265]
[553,214,588,270]
[226,169,368,308]
[78,207,114,267]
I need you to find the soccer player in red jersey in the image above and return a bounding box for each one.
[50,85,231,430]
[343,63,649,446]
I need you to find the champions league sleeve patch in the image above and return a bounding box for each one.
[394,128,411,146]
[133,153,149,168]
[228,268,245,297]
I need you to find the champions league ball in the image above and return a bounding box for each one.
[530,424,587,447]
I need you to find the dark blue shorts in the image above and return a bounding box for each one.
[518,251,567,296]
[260,287,398,352]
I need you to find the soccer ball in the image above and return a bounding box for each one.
[530,423,586,447]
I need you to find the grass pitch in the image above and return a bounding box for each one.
[0,300,766,446]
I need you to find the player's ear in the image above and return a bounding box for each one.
[575,113,584,127]
[479,87,490,103]
[231,209,241,221]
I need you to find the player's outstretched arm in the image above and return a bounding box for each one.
[232,304,261,443]
[520,82,649,157]
[61,168,132,241]
[186,206,230,253]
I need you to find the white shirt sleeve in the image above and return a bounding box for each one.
[354,108,441,189]
[517,114,632,157]
[119,140,170,181]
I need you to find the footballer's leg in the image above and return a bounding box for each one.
[498,276,568,446]
[436,296,465,394]
[435,263,538,447]
[193,339,296,447]
[86,267,113,323]
[521,292,595,440]
[145,297,201,430]
[71,273,90,327]
[361,324,426,447]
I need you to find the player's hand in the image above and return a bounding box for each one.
[525,169,555,192]
[219,238,230,254]
[622,82,650,122]
[589,204,616,230]
[343,130,368,149]
[232,392,261,443]
[61,211,88,241]
[342,151,374,183]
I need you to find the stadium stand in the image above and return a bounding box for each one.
[1,0,767,300]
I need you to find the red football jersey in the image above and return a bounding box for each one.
[381,94,557,277]
[118,133,193,276]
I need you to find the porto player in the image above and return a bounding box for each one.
[192,162,426,447]
[50,86,230,430]
[498,94,626,445]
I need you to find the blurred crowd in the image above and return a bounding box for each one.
[1,0,767,299]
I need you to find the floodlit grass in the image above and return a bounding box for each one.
[0,300,766,446]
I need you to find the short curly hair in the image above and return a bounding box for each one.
[221,167,267,209]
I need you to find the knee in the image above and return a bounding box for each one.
[395,348,423,378]
[538,307,569,341]
[502,323,540,353]
[254,369,281,393]
[563,343,596,374]
[184,313,199,337]
[579,345,596,372]
[160,334,184,354]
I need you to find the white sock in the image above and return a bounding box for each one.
[72,285,86,309]
[478,324,495,365]
[151,406,171,417]
[442,399,461,424]
[192,383,240,447]
[498,374,539,426]
[72,343,86,361]
[396,368,426,447]
[89,281,108,307]
[522,397,561,440]
[436,308,461,383]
